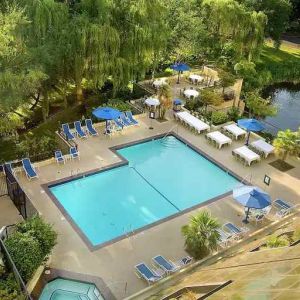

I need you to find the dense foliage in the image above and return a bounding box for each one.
[5,216,57,282]
[182,210,220,259]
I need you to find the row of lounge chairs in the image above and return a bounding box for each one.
[62,112,138,140]
[135,255,192,285]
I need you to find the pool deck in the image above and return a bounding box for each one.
[15,113,300,300]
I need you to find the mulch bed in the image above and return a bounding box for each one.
[269,159,294,172]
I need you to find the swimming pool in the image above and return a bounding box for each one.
[39,278,103,300]
[49,135,240,248]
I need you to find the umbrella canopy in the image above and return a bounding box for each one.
[145,97,160,106]
[170,63,190,72]
[233,185,271,209]
[173,99,182,105]
[92,107,121,120]
[238,118,264,132]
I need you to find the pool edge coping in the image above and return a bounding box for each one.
[42,131,250,253]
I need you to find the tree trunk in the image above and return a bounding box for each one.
[76,82,83,103]
[30,93,40,110]
[42,92,49,121]
[282,151,288,161]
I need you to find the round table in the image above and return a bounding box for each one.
[189,74,203,83]
[153,80,167,88]
[184,89,199,99]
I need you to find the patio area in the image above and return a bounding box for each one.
[14,113,300,299]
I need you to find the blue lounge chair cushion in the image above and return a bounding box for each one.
[224,223,242,234]
[55,151,64,162]
[74,121,87,138]
[85,119,98,136]
[120,113,131,126]
[275,199,291,210]
[22,159,37,178]
[70,147,79,158]
[153,255,178,272]
[4,163,13,175]
[126,111,138,125]
[135,263,161,282]
[114,118,123,129]
[62,124,75,140]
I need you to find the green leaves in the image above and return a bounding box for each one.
[182,210,221,259]
[5,216,57,282]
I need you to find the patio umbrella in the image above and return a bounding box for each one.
[170,63,190,84]
[92,107,121,132]
[145,97,160,107]
[238,118,265,145]
[173,99,182,105]
[233,185,271,223]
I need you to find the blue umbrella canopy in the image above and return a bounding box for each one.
[173,99,182,105]
[233,185,271,209]
[238,118,264,132]
[170,63,190,72]
[92,107,121,120]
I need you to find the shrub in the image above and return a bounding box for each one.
[0,288,25,300]
[182,210,220,259]
[16,215,57,258]
[292,227,300,243]
[5,232,43,281]
[211,111,228,125]
[266,235,289,249]
[227,107,240,122]
[5,216,57,282]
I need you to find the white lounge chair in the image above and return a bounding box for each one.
[232,146,261,166]
[135,263,164,285]
[250,140,275,158]
[274,199,296,217]
[223,124,247,140]
[206,131,232,149]
[223,222,249,239]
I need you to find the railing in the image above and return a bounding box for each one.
[0,226,33,300]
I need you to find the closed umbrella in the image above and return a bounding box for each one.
[92,107,121,132]
[170,63,190,84]
[238,118,264,145]
[233,185,271,223]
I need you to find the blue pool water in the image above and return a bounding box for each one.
[39,278,103,300]
[50,136,239,246]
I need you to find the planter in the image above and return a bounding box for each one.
[250,231,300,252]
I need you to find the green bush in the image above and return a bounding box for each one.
[211,111,228,125]
[0,288,25,300]
[266,235,289,249]
[292,227,300,243]
[17,216,57,258]
[5,232,43,282]
[227,107,240,122]
[16,135,58,158]
[5,216,57,282]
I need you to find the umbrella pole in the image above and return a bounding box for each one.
[177,71,180,84]
[245,131,250,146]
[243,207,250,224]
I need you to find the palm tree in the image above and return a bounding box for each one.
[273,128,300,161]
[181,210,221,259]
[157,84,172,120]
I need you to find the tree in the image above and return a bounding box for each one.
[182,210,220,259]
[273,128,300,161]
[200,89,223,112]
[218,70,236,94]
[157,84,172,119]
[245,92,277,118]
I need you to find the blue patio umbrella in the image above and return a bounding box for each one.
[170,63,190,84]
[173,99,182,105]
[92,107,121,132]
[233,185,271,223]
[238,118,264,145]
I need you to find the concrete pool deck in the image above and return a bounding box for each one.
[15,114,300,299]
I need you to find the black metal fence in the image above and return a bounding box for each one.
[0,226,33,300]
[2,165,37,219]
